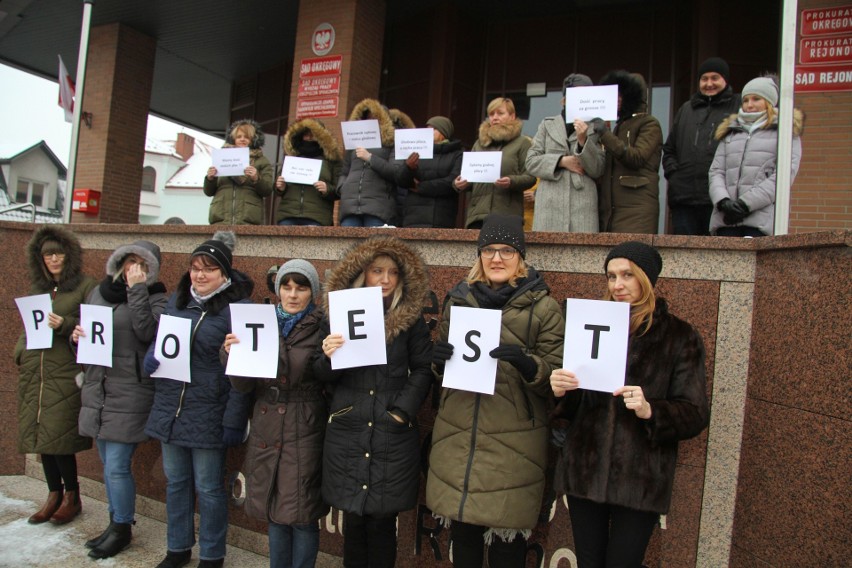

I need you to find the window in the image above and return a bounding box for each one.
[141,166,156,192]
[16,179,47,207]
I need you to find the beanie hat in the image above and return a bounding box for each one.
[563,73,594,90]
[697,57,730,83]
[478,214,526,259]
[426,116,454,140]
[604,241,663,286]
[742,76,779,107]
[275,259,321,301]
[192,230,236,278]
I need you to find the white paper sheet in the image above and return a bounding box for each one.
[461,151,502,183]
[341,119,382,150]
[14,293,53,349]
[282,155,323,185]
[212,147,250,176]
[77,304,114,367]
[565,84,619,122]
[151,315,193,383]
[442,306,502,395]
[562,298,630,393]
[394,128,434,160]
[328,286,387,370]
[226,304,279,379]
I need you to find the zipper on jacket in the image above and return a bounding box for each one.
[175,309,207,419]
[37,351,45,424]
[733,132,754,198]
[521,296,538,425]
[458,393,481,521]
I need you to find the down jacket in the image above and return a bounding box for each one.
[555,299,709,514]
[229,308,329,525]
[426,268,565,531]
[398,139,464,228]
[144,270,254,449]
[709,109,804,236]
[313,236,433,516]
[78,241,168,443]
[16,226,97,455]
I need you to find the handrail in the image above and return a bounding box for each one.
[0,203,37,222]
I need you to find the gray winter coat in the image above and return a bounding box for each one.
[526,115,604,232]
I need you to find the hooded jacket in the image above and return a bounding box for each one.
[598,71,663,234]
[426,268,565,531]
[335,99,405,224]
[204,119,274,225]
[78,240,168,444]
[16,226,97,455]
[312,236,433,516]
[465,119,536,228]
[276,118,342,226]
[709,109,804,236]
[397,138,463,228]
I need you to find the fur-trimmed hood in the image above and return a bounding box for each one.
[283,118,342,161]
[322,236,429,342]
[389,108,416,130]
[477,117,523,148]
[27,225,86,293]
[600,70,648,120]
[226,118,266,149]
[348,98,395,147]
[105,240,161,286]
[715,108,805,140]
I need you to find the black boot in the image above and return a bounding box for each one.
[88,522,132,559]
[155,549,192,568]
[85,512,114,549]
[197,559,224,568]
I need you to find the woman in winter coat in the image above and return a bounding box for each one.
[526,73,605,233]
[73,240,168,559]
[427,214,565,568]
[336,99,405,227]
[709,75,803,237]
[597,71,663,234]
[550,241,709,568]
[314,236,433,568]
[16,226,97,526]
[143,231,254,568]
[455,98,536,229]
[274,119,342,226]
[397,115,463,228]
[205,119,274,225]
[223,259,328,568]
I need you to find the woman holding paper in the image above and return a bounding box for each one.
[205,118,274,225]
[72,240,168,559]
[143,231,254,568]
[223,259,328,568]
[15,226,97,526]
[549,241,709,568]
[427,214,564,568]
[314,236,433,567]
[275,118,342,226]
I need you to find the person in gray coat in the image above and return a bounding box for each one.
[73,240,168,559]
[527,73,605,233]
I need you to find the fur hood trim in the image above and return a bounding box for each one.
[600,70,647,119]
[715,108,805,140]
[348,98,395,146]
[477,118,523,147]
[322,236,429,342]
[27,225,86,293]
[226,118,266,149]
[389,108,416,129]
[283,118,342,162]
[105,240,161,286]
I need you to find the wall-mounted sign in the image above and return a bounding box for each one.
[296,55,343,118]
[800,35,852,65]
[797,6,852,92]
[312,22,336,56]
[298,76,341,98]
[794,63,852,92]
[801,6,852,36]
[300,55,343,78]
[296,97,339,119]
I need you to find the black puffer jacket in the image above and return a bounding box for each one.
[398,139,463,228]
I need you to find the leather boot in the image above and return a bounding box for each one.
[154,549,192,568]
[49,489,82,524]
[85,512,114,548]
[27,489,63,524]
[88,522,132,559]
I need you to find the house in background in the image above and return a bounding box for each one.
[0,141,65,223]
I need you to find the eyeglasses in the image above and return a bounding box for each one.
[190,265,221,275]
[480,247,517,260]
[42,253,65,260]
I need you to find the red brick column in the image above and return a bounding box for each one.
[73,23,155,224]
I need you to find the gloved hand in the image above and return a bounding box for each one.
[489,345,537,381]
[222,426,244,447]
[143,350,160,375]
[717,198,747,225]
[432,340,454,369]
[730,198,750,217]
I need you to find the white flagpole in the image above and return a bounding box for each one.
[774,0,798,236]
[63,0,95,224]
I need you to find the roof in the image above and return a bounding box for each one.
[0,140,67,173]
[144,135,218,190]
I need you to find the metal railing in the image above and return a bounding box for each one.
[0,203,37,222]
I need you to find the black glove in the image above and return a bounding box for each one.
[489,345,537,381]
[432,340,454,370]
[730,198,750,217]
[222,426,244,447]
[143,350,160,375]
[717,198,747,225]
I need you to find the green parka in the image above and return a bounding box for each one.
[15,226,97,455]
[426,268,564,531]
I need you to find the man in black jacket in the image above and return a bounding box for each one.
[663,57,741,235]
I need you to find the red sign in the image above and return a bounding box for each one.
[296,97,339,119]
[800,35,852,64]
[299,55,343,78]
[794,64,852,92]
[801,6,852,36]
[298,76,341,98]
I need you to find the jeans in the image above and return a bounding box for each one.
[567,496,659,568]
[161,442,228,561]
[342,511,397,568]
[96,439,138,524]
[278,218,322,226]
[670,204,713,236]
[340,214,386,227]
[268,522,320,568]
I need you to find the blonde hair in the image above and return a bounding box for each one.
[466,255,528,288]
[603,260,655,335]
[352,255,403,311]
[486,97,516,116]
[231,123,256,143]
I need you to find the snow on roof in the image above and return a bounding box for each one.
[165,138,217,189]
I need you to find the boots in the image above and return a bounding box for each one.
[197,560,224,568]
[27,489,63,524]
[155,550,192,568]
[88,522,132,559]
[49,489,82,524]
[85,512,114,549]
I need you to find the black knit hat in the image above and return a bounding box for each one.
[478,214,526,259]
[604,241,663,286]
[191,231,236,278]
[697,57,730,83]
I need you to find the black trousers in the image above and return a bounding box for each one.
[715,225,767,237]
[342,511,397,568]
[567,496,659,568]
[450,520,527,568]
[41,454,79,492]
[670,204,713,236]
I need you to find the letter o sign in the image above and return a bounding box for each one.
[312,23,335,56]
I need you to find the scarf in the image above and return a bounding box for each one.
[99,275,128,303]
[295,139,323,158]
[276,302,315,338]
[737,110,768,133]
[471,281,516,309]
[190,279,232,305]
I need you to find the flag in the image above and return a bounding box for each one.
[58,55,75,123]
